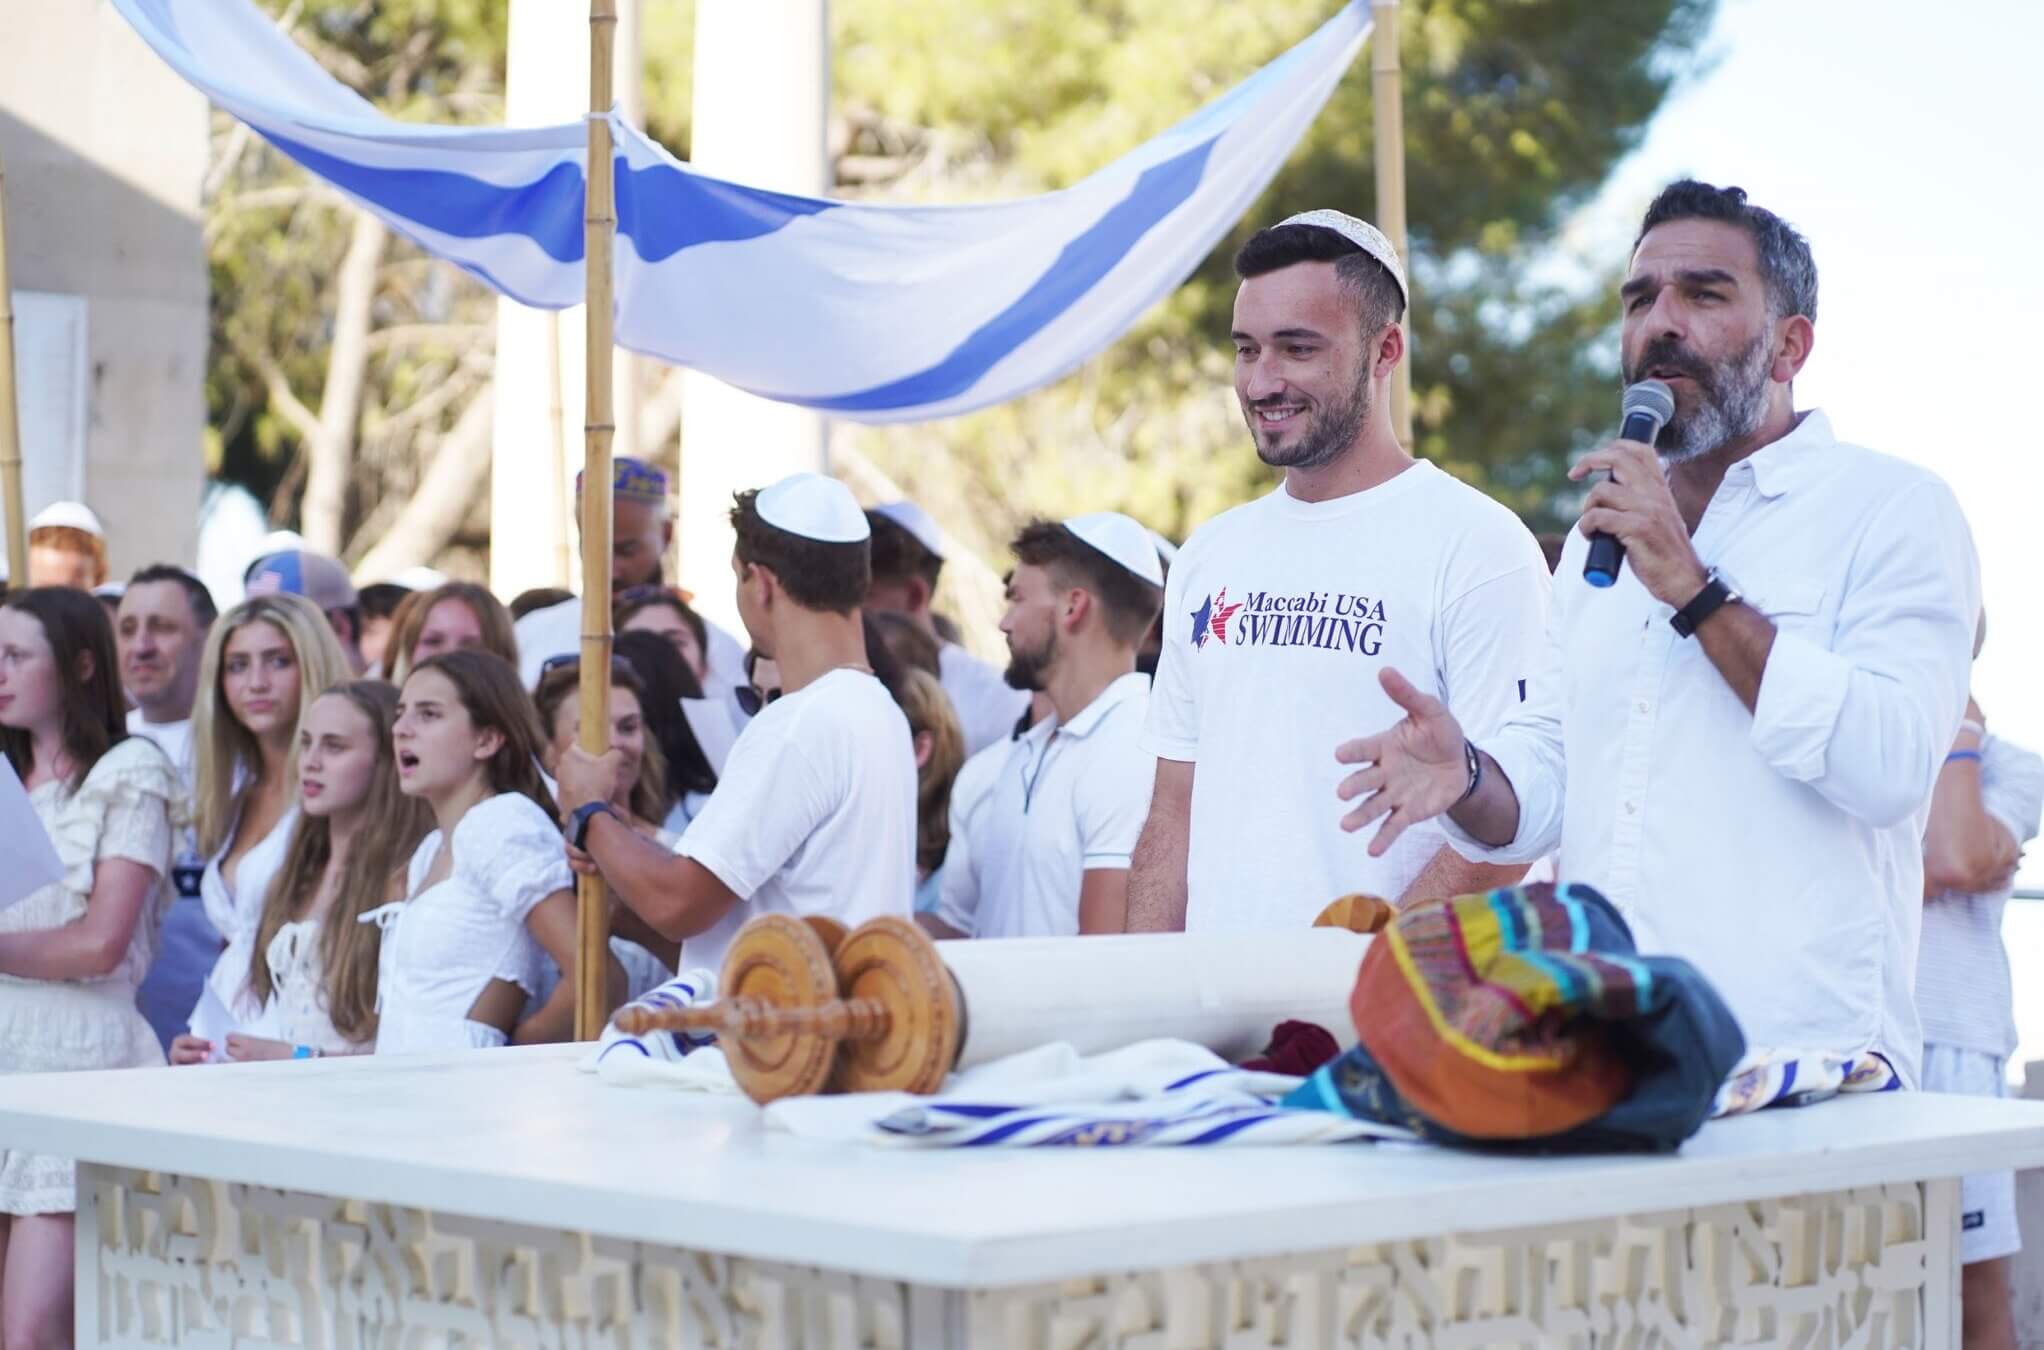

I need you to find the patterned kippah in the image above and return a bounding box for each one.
[578,457,668,505]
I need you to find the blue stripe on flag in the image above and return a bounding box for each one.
[617,162,835,260]
[263,130,588,262]
[784,134,1219,413]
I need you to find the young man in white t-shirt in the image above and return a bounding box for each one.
[117,565,219,1048]
[930,513,1164,939]
[558,473,917,975]
[1127,211,1548,932]
[864,500,1029,757]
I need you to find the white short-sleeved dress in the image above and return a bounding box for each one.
[364,793,571,1052]
[241,918,369,1056]
[0,738,177,1213]
[190,805,298,1041]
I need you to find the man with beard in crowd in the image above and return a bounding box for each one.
[1332,181,1979,1088]
[1127,209,1548,933]
[926,513,1163,938]
[115,565,219,1047]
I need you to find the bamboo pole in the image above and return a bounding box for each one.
[1370,0,1413,449]
[576,0,619,1042]
[0,152,26,587]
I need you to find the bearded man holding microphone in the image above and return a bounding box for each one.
[1335,180,1978,1088]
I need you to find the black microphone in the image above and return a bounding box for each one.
[1583,379,1676,589]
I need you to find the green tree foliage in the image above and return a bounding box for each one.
[833,0,1717,550]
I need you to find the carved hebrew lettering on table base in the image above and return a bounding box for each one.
[76,1165,1956,1349]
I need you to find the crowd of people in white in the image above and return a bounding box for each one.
[0,183,2037,1347]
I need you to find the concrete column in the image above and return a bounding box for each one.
[490,0,642,600]
[675,0,830,634]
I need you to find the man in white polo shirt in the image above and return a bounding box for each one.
[558,473,917,973]
[865,499,1029,756]
[1333,181,1979,1086]
[930,513,1164,938]
[1127,209,1549,932]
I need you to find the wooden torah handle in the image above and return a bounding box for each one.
[1314,894,1393,933]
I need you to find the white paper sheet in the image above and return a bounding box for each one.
[0,759,63,912]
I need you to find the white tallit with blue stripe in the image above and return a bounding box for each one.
[115,0,1370,423]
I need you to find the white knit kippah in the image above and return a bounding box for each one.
[755,473,870,543]
[1062,512,1165,588]
[869,500,945,560]
[1275,209,1408,307]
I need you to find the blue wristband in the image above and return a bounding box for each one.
[292,1044,317,1059]
[1946,750,1983,765]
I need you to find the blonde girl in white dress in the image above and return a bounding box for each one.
[371,650,619,1051]
[179,682,429,1061]
[179,595,351,1052]
[0,588,178,1345]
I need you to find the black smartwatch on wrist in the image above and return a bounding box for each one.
[568,800,619,850]
[1669,569,1739,638]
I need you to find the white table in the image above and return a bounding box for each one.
[2,1045,2042,1348]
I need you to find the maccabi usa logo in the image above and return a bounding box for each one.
[1189,587,1386,654]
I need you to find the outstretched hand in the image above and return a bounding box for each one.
[1335,668,1470,857]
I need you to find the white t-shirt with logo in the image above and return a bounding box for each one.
[1144,462,1550,929]
[672,668,917,973]
[126,711,202,895]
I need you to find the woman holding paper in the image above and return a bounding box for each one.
[185,595,352,1046]
[0,588,179,1344]
[171,681,428,1062]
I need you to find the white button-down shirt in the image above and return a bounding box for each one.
[1448,411,1978,1085]
[941,673,1153,938]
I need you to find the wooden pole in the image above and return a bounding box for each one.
[1371,0,1413,449]
[0,152,26,587]
[576,0,618,1042]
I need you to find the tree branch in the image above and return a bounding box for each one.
[350,386,497,582]
[299,210,388,555]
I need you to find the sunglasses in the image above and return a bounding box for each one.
[734,684,783,718]
[538,652,640,681]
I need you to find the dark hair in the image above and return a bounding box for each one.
[615,586,708,655]
[407,650,558,820]
[1233,223,1405,334]
[729,490,870,614]
[532,657,672,824]
[1,587,128,792]
[614,630,718,799]
[868,610,941,679]
[1010,520,1166,646]
[866,512,944,592]
[356,582,411,622]
[128,564,217,628]
[509,586,573,622]
[1634,180,1817,323]
[860,612,910,706]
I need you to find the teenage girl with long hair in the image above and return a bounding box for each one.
[186,594,352,1043]
[172,681,430,1061]
[0,588,179,1344]
[371,650,619,1048]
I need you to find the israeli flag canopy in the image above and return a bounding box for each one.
[116,0,1371,424]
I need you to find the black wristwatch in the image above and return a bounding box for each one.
[1670,569,1739,638]
[568,800,620,850]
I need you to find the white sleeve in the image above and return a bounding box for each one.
[933,792,981,937]
[1441,537,1571,866]
[676,724,835,902]
[456,796,574,925]
[1750,482,1979,828]
[1072,726,1155,871]
[1141,553,1198,761]
[1982,739,2044,848]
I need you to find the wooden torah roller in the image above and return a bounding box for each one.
[615,896,1390,1105]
